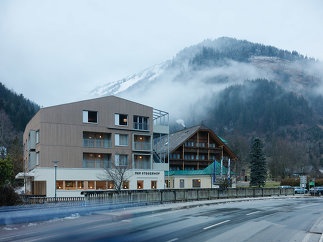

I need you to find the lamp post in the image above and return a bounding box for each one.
[53,161,59,202]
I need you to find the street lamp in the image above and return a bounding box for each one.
[53,161,59,202]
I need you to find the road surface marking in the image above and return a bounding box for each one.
[203,220,230,230]
[166,238,178,242]
[246,211,260,216]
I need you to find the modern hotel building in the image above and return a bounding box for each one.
[16,96,169,197]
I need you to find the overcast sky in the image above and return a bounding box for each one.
[0,0,322,107]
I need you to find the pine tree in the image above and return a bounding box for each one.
[249,138,267,187]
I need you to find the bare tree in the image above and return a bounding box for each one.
[102,161,132,192]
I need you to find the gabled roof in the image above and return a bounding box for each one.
[165,160,235,176]
[156,125,237,160]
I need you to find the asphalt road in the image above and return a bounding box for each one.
[1,197,323,242]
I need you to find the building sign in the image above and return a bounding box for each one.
[134,171,160,176]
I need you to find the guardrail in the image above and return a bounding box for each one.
[81,188,294,203]
[20,195,84,204]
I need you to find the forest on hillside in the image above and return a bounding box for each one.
[0,82,39,177]
[202,79,323,179]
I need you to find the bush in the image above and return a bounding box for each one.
[0,184,22,206]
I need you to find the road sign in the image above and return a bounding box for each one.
[309,181,314,186]
[300,176,307,184]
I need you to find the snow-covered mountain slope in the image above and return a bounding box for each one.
[91,37,322,121]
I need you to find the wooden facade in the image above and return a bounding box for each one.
[168,125,237,171]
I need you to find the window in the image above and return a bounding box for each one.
[192,179,201,188]
[165,180,170,188]
[180,179,185,188]
[56,181,63,190]
[115,114,128,126]
[88,181,95,189]
[77,181,84,189]
[36,130,39,143]
[115,134,128,146]
[137,180,144,189]
[115,154,128,167]
[83,111,98,123]
[151,180,157,189]
[96,181,107,190]
[123,181,129,189]
[65,181,76,190]
[177,154,180,159]
[133,116,149,130]
[108,181,114,189]
[36,152,39,165]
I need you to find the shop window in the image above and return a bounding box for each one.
[96,181,107,190]
[180,179,185,188]
[151,180,157,189]
[137,180,144,189]
[56,181,63,190]
[192,179,201,188]
[77,181,84,189]
[65,181,76,190]
[123,181,129,189]
[83,111,98,123]
[165,180,170,188]
[108,180,114,189]
[88,181,95,189]
[115,114,128,126]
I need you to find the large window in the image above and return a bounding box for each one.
[133,116,149,130]
[115,134,128,146]
[83,111,98,123]
[115,114,128,126]
[83,153,111,168]
[65,181,76,190]
[56,181,63,190]
[115,154,128,167]
[96,181,107,190]
[192,179,201,188]
[108,181,114,189]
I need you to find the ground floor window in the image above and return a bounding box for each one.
[77,181,84,189]
[192,179,201,188]
[108,180,114,189]
[88,181,95,189]
[151,180,157,189]
[96,181,107,190]
[137,180,144,189]
[56,181,64,190]
[180,179,185,188]
[123,181,129,189]
[65,181,76,190]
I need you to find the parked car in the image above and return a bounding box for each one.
[310,187,323,196]
[294,187,307,194]
[280,186,292,189]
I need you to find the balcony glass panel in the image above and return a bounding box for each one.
[83,132,112,148]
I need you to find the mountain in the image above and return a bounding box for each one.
[93,37,323,178]
[0,82,40,148]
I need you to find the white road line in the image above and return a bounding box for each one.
[246,211,261,216]
[203,220,230,230]
[166,238,178,242]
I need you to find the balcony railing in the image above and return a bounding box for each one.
[133,141,151,151]
[83,159,111,168]
[133,122,149,131]
[83,139,112,148]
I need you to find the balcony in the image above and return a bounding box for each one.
[83,139,112,148]
[133,141,151,151]
[134,155,151,169]
[83,159,111,168]
[133,122,149,131]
